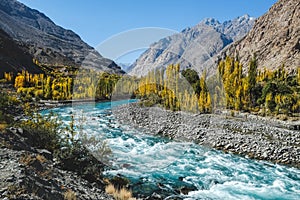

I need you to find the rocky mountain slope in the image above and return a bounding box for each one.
[0,127,114,200]
[129,15,255,77]
[0,29,43,77]
[0,0,123,74]
[216,0,300,71]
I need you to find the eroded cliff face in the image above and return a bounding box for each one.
[218,0,300,72]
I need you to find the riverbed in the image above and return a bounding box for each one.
[43,100,300,199]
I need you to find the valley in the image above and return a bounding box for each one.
[0,0,299,199]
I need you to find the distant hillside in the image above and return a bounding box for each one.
[216,0,300,71]
[117,62,134,73]
[0,29,42,77]
[129,15,255,77]
[0,0,124,74]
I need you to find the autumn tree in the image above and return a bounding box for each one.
[14,73,25,88]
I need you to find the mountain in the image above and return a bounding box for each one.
[0,0,124,74]
[117,62,134,73]
[0,28,43,77]
[129,15,255,77]
[216,0,300,71]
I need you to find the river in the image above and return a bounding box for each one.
[42,100,300,200]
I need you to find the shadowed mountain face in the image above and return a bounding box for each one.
[216,0,300,72]
[0,0,124,74]
[129,15,255,77]
[0,29,43,77]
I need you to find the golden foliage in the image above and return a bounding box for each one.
[105,184,135,200]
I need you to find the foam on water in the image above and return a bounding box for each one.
[42,100,300,199]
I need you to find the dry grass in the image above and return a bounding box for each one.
[105,184,136,200]
[117,187,134,200]
[105,184,116,194]
[36,154,47,163]
[37,168,53,179]
[276,114,288,121]
[64,189,77,200]
[19,154,33,165]
[20,154,48,166]
[0,123,7,131]
[103,178,110,184]
[6,184,26,198]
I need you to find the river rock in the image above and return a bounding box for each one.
[114,103,300,168]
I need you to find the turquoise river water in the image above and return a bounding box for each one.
[42,100,300,200]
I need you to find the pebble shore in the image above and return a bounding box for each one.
[114,103,300,168]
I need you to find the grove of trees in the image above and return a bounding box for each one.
[216,56,300,116]
[2,56,300,116]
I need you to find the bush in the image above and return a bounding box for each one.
[54,141,106,183]
[105,184,116,194]
[0,110,5,122]
[230,110,235,117]
[19,107,61,152]
[0,92,18,123]
[139,93,162,107]
[34,89,44,99]
[18,104,112,185]
[64,189,77,200]
[105,184,135,200]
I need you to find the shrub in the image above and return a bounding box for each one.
[55,140,108,183]
[276,114,288,121]
[105,184,116,194]
[105,184,135,200]
[0,91,18,127]
[117,187,134,200]
[36,154,47,163]
[80,134,112,164]
[34,89,44,99]
[19,108,62,152]
[64,189,76,200]
[230,110,235,117]
[18,107,113,184]
[20,153,34,165]
[0,122,7,131]
[139,93,162,107]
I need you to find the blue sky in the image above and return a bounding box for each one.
[18,0,277,63]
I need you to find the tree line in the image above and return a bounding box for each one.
[135,56,300,116]
[214,56,300,116]
[2,57,300,116]
[5,70,134,101]
[136,64,211,113]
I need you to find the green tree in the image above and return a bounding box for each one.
[181,68,200,94]
[247,55,258,107]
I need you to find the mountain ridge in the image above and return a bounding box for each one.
[0,28,43,77]
[214,0,300,72]
[129,15,255,77]
[0,0,124,74]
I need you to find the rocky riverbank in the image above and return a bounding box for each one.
[0,127,114,200]
[114,103,300,168]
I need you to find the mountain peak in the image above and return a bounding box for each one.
[129,15,255,77]
[240,14,250,19]
[236,14,255,23]
[201,18,221,27]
